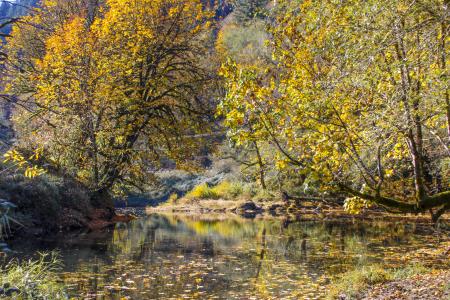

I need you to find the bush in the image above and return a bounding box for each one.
[0,172,92,231]
[327,264,390,299]
[252,188,276,202]
[166,193,179,205]
[211,181,244,199]
[216,21,270,64]
[185,183,220,200]
[1,252,67,299]
[184,181,246,200]
[392,263,428,280]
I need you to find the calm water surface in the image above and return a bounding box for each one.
[9,213,449,299]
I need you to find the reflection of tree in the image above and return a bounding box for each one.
[201,238,215,256]
[255,227,266,279]
[13,214,435,299]
[136,222,158,263]
[301,233,307,261]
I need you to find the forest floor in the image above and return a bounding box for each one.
[360,270,450,300]
[357,240,450,300]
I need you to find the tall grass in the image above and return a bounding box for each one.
[1,252,67,299]
[184,183,220,200]
[183,180,276,203]
[184,181,250,201]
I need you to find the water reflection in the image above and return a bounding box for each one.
[9,214,449,299]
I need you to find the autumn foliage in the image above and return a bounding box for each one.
[219,0,449,217]
[5,0,215,203]
[2,0,449,218]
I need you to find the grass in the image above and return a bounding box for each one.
[184,181,249,201]
[184,183,220,200]
[1,252,66,299]
[166,193,179,205]
[213,181,245,199]
[327,262,429,299]
[252,188,276,202]
[183,180,279,201]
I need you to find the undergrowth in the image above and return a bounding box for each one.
[183,180,270,201]
[327,262,429,299]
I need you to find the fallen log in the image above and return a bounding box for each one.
[281,191,343,207]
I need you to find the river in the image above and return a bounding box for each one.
[7,213,448,299]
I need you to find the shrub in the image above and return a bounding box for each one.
[216,21,270,64]
[184,181,247,200]
[0,172,92,231]
[252,189,276,202]
[167,193,179,205]
[392,263,428,280]
[185,183,220,200]
[211,181,244,200]
[327,264,390,299]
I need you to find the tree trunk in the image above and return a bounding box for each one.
[340,184,450,221]
[253,141,266,189]
[395,23,426,202]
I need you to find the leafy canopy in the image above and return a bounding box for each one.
[5,0,215,200]
[219,0,450,214]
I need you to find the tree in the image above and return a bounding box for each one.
[5,0,216,206]
[219,0,450,219]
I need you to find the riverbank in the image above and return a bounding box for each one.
[0,173,136,238]
[147,197,450,224]
[361,270,449,300]
[329,239,450,299]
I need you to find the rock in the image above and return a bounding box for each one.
[87,220,114,231]
[238,201,261,211]
[268,203,284,211]
[0,288,4,295]
[233,201,263,218]
[5,287,20,296]
[287,205,299,213]
[275,206,286,214]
